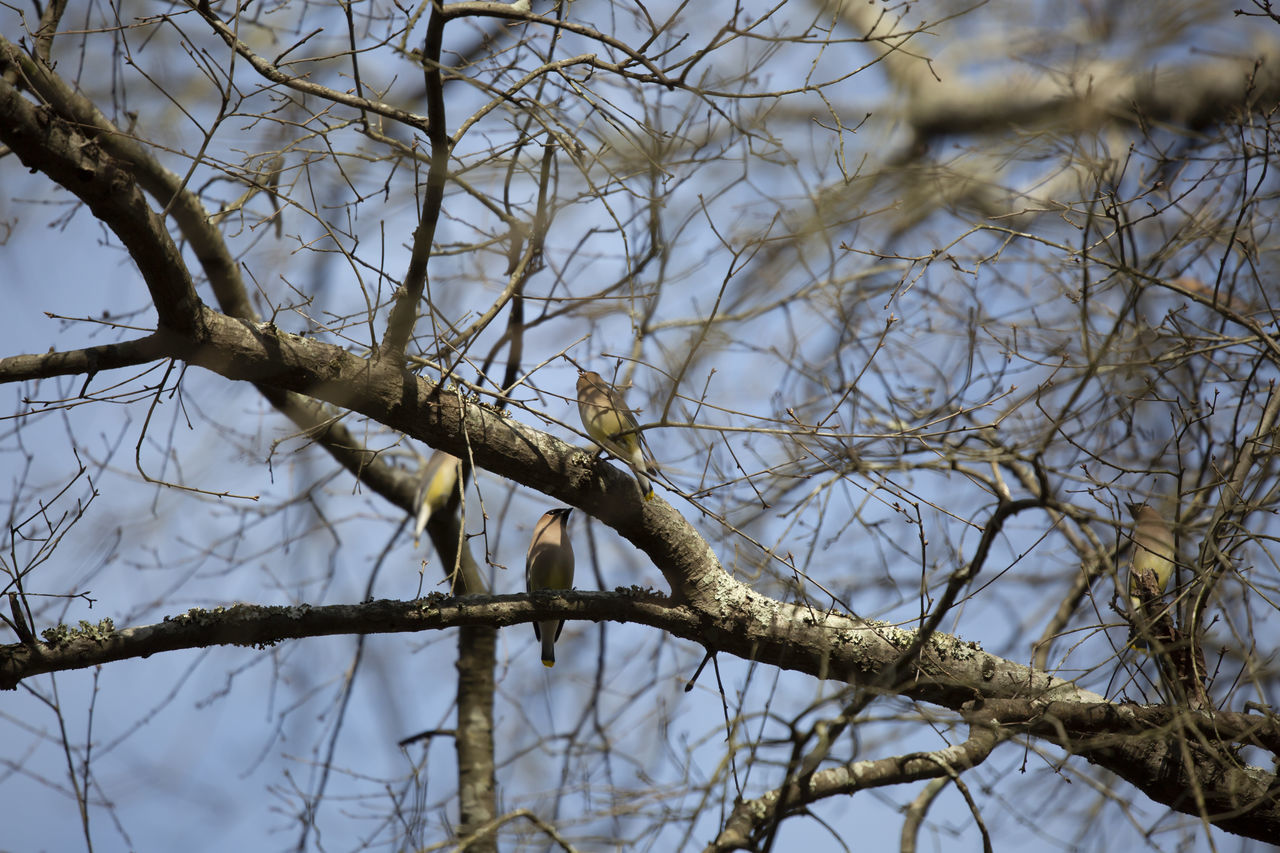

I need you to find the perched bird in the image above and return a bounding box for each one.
[413,451,464,547]
[576,369,658,500]
[1127,502,1176,643]
[525,507,575,667]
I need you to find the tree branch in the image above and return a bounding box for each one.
[0,335,170,383]
[185,0,430,132]
[0,66,204,335]
[712,724,1001,851]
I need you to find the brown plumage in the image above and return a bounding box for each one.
[525,507,575,667]
[576,369,658,500]
[1127,502,1176,646]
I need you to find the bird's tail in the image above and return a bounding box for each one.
[634,468,655,501]
[540,621,557,667]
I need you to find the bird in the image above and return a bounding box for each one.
[413,450,464,546]
[576,369,659,501]
[525,507,575,667]
[1127,502,1176,644]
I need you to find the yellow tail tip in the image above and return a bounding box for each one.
[542,660,555,668]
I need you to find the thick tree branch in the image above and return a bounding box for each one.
[711,724,1001,852]
[3,589,1277,840]
[0,67,204,335]
[0,592,682,689]
[971,698,1280,841]
[883,36,1280,141]
[0,335,169,383]
[455,626,498,852]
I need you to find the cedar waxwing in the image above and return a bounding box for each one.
[413,451,464,547]
[1127,502,1176,642]
[576,369,658,501]
[525,507,575,667]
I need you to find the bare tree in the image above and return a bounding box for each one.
[2,0,1280,849]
